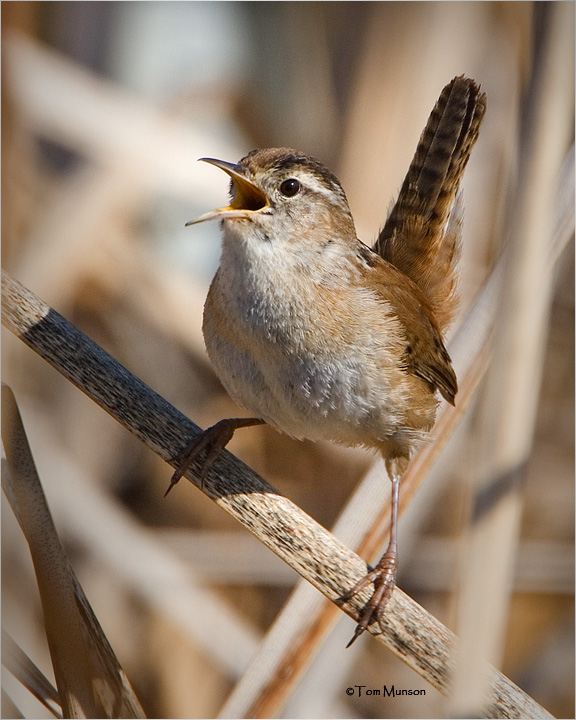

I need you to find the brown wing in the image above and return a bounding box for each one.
[386,276,457,405]
[363,248,457,404]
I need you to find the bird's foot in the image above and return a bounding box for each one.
[344,543,397,647]
[165,417,264,496]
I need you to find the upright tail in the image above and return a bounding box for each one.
[374,76,487,331]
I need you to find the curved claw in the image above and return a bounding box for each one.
[346,624,366,648]
[164,417,265,496]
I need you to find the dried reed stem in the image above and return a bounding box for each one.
[2,384,146,718]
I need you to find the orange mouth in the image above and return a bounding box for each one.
[186,158,269,225]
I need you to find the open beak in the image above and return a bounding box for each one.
[185,158,269,225]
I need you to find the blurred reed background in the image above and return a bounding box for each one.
[1,2,573,718]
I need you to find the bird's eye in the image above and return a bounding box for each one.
[279,178,301,197]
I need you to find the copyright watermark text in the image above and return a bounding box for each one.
[346,685,425,698]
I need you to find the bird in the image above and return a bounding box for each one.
[166,76,487,645]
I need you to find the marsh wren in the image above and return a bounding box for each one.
[167,76,486,644]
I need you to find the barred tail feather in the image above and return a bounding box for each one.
[374,76,487,331]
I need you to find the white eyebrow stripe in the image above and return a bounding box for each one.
[289,169,344,201]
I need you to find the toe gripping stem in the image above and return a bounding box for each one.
[164,417,264,497]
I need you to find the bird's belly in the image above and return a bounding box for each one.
[204,324,407,448]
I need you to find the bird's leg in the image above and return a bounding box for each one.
[165,417,265,496]
[345,473,400,647]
